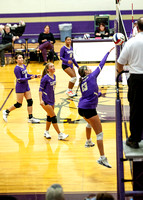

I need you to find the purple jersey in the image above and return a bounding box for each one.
[14,64,33,93]
[60,45,79,68]
[39,74,56,105]
[78,52,110,109]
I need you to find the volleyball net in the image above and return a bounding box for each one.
[115,2,130,200]
[114,2,128,60]
[115,2,130,142]
[115,1,129,136]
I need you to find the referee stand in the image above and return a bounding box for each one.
[116,71,143,200]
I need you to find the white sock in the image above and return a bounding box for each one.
[100,155,105,159]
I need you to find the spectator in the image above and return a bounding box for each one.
[96,193,114,200]
[95,23,109,39]
[0,24,19,67]
[38,25,55,65]
[46,184,65,200]
[84,193,96,200]
[132,21,138,37]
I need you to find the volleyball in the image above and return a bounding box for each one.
[83,33,90,39]
[113,33,125,45]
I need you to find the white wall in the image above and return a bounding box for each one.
[0,0,142,13]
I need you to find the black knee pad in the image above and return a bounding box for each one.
[14,102,22,108]
[51,116,57,124]
[47,116,52,122]
[27,99,33,107]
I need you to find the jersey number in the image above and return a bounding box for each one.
[82,82,88,92]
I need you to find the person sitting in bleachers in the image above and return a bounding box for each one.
[38,25,55,65]
[95,23,110,39]
[0,25,19,67]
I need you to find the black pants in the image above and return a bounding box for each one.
[127,74,143,142]
[0,42,12,65]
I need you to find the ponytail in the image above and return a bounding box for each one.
[78,65,87,85]
[42,67,48,78]
[42,63,52,78]
[79,77,83,86]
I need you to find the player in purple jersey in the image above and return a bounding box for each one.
[39,63,69,140]
[3,54,41,123]
[78,47,114,168]
[60,36,79,97]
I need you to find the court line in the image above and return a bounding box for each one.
[0,88,14,111]
[0,82,14,83]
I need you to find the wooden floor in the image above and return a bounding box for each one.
[0,41,132,195]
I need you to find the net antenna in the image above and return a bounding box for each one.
[115,4,128,41]
[114,0,128,79]
[131,3,134,30]
[114,0,128,62]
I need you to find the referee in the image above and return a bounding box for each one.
[117,17,143,149]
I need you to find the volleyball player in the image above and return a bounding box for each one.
[60,36,79,97]
[78,47,114,168]
[39,62,69,140]
[3,54,40,123]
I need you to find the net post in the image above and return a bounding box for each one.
[116,72,127,200]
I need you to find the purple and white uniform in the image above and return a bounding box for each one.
[14,64,34,93]
[39,74,56,106]
[60,45,79,68]
[78,52,110,109]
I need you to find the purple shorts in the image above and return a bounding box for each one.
[15,83,30,93]
[62,64,73,70]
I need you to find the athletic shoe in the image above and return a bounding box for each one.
[71,90,76,96]
[97,157,112,168]
[44,130,51,139]
[28,117,40,123]
[1,65,5,67]
[3,110,9,122]
[66,90,75,97]
[126,138,139,149]
[85,140,95,148]
[58,132,69,140]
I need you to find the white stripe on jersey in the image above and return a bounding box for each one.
[43,92,47,95]
[94,92,98,96]
[98,66,101,72]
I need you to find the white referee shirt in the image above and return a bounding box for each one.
[117,32,143,74]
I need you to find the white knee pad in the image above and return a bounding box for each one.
[70,77,77,83]
[86,123,92,128]
[96,132,103,140]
